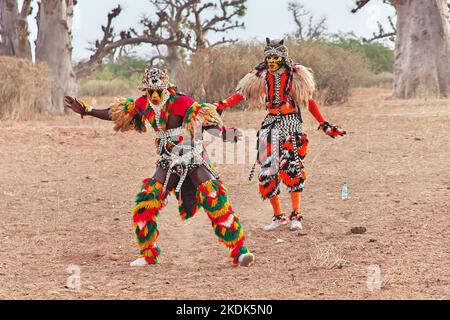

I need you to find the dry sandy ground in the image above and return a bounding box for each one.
[0,88,449,300]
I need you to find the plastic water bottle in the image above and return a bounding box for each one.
[342,181,349,200]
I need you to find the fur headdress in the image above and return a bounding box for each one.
[264,38,289,59]
[138,68,172,91]
[235,38,315,108]
[262,38,295,68]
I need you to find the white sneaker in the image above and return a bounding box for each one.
[290,219,303,231]
[263,215,288,231]
[289,212,304,231]
[129,257,148,267]
[238,253,255,267]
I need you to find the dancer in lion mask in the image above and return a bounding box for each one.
[215,38,346,231]
[64,67,255,267]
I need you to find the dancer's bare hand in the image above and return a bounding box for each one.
[64,96,86,118]
[213,101,225,115]
[224,127,244,143]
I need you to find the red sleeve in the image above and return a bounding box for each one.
[135,96,148,111]
[171,96,195,117]
[216,93,245,110]
[308,99,326,124]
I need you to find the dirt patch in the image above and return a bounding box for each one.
[0,88,449,300]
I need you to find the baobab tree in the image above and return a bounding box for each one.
[3,0,247,113]
[35,0,76,113]
[352,0,450,99]
[0,0,32,58]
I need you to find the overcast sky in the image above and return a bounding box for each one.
[25,0,395,61]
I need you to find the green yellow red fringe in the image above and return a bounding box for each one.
[183,102,223,136]
[229,239,250,265]
[133,179,165,264]
[196,179,247,263]
[178,200,199,221]
[109,98,146,133]
[141,245,161,265]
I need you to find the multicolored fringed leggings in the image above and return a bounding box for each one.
[132,178,165,264]
[258,130,309,200]
[196,179,249,264]
[132,177,249,265]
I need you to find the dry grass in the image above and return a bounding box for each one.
[0,56,52,120]
[309,241,350,269]
[175,42,263,105]
[175,41,375,106]
[0,42,385,119]
[358,72,394,88]
[382,261,414,287]
[288,40,374,104]
[78,79,132,97]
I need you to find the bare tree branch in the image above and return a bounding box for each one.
[288,1,327,41]
[351,0,372,13]
[74,1,247,79]
[188,0,247,48]
[74,4,194,79]
[351,0,397,43]
[363,15,396,42]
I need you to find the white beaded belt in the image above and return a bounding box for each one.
[263,114,303,136]
[161,143,218,199]
[155,127,184,139]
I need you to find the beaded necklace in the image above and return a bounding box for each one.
[147,92,171,131]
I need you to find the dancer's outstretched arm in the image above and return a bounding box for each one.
[64,96,111,120]
[308,99,346,139]
[214,93,245,113]
[204,125,243,143]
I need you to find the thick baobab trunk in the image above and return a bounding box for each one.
[0,0,32,59]
[393,0,450,98]
[36,0,76,113]
[166,46,183,80]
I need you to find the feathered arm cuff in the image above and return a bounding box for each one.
[292,65,316,107]
[183,102,223,137]
[108,98,147,133]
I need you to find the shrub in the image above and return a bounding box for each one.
[176,40,374,105]
[331,33,395,74]
[288,40,374,104]
[175,42,263,104]
[0,56,51,119]
[83,38,389,105]
[358,72,394,88]
[90,56,147,89]
[78,79,133,97]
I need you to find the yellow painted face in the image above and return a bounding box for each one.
[146,89,167,105]
[266,54,284,72]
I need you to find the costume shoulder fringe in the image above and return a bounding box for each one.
[236,71,266,109]
[292,65,316,107]
[108,98,147,133]
[183,102,223,136]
